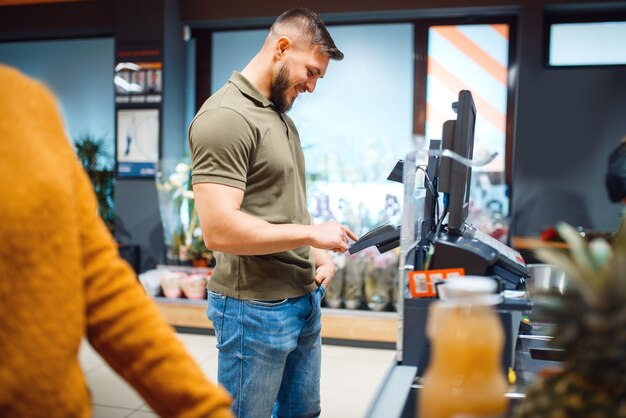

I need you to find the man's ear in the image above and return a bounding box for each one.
[275,36,291,60]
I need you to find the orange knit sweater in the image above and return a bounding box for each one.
[0,65,233,417]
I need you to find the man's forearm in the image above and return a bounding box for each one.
[202,209,313,255]
[194,182,353,255]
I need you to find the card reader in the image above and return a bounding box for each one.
[348,224,401,255]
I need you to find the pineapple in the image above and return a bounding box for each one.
[513,220,626,418]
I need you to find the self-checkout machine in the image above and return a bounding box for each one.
[355,91,533,418]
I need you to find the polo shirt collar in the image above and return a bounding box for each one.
[229,71,273,109]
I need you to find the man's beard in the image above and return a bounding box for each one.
[270,64,293,114]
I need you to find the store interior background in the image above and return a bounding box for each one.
[2,0,626,275]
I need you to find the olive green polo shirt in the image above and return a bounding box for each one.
[188,71,316,300]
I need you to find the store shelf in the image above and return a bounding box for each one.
[319,308,398,343]
[511,236,570,264]
[153,297,398,344]
[154,297,209,329]
[511,236,569,250]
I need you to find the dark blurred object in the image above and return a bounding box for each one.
[529,347,565,362]
[605,136,626,203]
[574,226,613,242]
[119,243,141,275]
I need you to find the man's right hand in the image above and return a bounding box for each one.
[310,221,358,253]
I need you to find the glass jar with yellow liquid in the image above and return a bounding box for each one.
[418,277,508,418]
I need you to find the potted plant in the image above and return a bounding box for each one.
[188,234,214,268]
[73,135,115,233]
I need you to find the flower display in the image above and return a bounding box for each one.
[156,160,212,267]
[364,247,399,311]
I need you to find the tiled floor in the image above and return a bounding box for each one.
[80,332,396,418]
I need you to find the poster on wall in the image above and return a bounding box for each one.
[116,109,160,177]
[114,61,162,104]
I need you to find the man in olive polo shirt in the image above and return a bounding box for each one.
[188,8,357,418]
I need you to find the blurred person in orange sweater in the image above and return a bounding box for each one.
[0,64,233,418]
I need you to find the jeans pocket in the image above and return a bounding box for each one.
[244,298,289,308]
[208,290,226,302]
[207,291,226,346]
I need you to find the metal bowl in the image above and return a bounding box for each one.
[526,263,569,295]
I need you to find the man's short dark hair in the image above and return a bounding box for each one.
[272,8,344,60]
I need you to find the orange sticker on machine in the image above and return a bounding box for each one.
[408,268,465,298]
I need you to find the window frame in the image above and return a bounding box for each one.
[544,11,626,69]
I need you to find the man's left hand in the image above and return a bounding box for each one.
[314,262,336,288]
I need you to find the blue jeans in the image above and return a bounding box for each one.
[207,286,326,418]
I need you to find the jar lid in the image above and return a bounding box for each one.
[438,276,502,305]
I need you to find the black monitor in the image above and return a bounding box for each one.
[438,90,477,234]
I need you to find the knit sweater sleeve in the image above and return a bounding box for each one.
[74,153,233,417]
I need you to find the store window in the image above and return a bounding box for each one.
[425,23,511,240]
